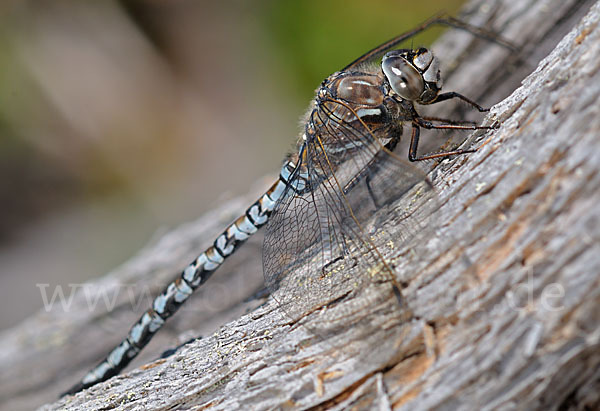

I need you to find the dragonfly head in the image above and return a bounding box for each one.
[381,48,442,104]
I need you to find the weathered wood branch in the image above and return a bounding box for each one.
[1,0,598,410]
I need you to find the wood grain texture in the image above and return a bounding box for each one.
[1,0,598,410]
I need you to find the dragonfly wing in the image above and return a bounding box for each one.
[263,98,435,332]
[342,14,514,71]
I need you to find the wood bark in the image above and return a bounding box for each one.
[1,0,598,410]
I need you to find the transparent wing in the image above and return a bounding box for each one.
[343,13,451,71]
[263,97,435,333]
[342,14,515,71]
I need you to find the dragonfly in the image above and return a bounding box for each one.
[64,15,512,396]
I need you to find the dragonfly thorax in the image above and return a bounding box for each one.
[382,47,442,104]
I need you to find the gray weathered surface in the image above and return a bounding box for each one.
[1,0,598,410]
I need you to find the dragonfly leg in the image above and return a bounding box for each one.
[361,134,403,208]
[414,116,496,132]
[366,177,384,209]
[430,91,489,112]
[407,105,497,162]
[418,115,477,126]
[409,97,496,132]
[384,138,399,152]
[408,123,479,162]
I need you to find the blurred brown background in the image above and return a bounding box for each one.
[0,0,465,330]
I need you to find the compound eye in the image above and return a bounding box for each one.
[382,56,424,101]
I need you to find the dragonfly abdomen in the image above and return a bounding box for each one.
[64,160,297,395]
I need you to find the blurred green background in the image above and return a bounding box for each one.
[0,0,466,330]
